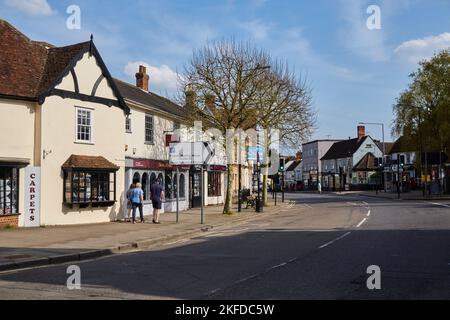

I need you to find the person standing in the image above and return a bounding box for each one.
[131,182,144,224]
[317,179,322,195]
[150,178,164,224]
[125,183,135,222]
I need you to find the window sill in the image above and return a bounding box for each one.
[74,141,95,145]
[0,213,21,217]
[64,201,116,209]
[144,142,155,146]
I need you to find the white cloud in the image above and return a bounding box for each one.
[124,62,179,92]
[4,0,55,16]
[394,33,450,64]
[240,20,273,41]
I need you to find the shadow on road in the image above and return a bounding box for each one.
[1,226,450,300]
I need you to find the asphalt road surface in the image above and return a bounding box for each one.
[0,193,449,300]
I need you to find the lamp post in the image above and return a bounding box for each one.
[238,64,271,213]
[359,122,386,192]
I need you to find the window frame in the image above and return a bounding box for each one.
[0,167,19,215]
[75,106,94,144]
[63,169,116,208]
[208,172,222,197]
[145,114,154,144]
[125,116,132,134]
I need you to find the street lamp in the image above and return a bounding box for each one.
[238,64,271,213]
[359,122,386,192]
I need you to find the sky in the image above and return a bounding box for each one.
[1,0,450,144]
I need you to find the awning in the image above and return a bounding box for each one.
[62,155,119,171]
[0,157,30,167]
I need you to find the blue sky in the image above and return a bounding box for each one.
[2,0,450,143]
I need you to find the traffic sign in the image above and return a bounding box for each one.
[169,142,215,165]
[247,146,264,161]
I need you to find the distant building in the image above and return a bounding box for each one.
[301,140,341,190]
[285,160,302,191]
[388,137,448,194]
[320,127,383,191]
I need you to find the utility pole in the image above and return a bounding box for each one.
[397,156,401,199]
[176,166,180,223]
[201,165,205,224]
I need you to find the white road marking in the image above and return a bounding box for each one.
[347,202,358,206]
[268,262,287,270]
[431,202,450,208]
[362,201,369,206]
[318,232,352,249]
[366,210,371,217]
[356,218,368,228]
[203,228,249,238]
[303,204,313,209]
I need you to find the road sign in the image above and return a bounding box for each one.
[169,142,215,165]
[247,146,264,161]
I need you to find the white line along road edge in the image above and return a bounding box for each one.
[319,232,352,249]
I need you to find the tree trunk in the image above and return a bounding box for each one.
[223,165,234,214]
[263,174,268,206]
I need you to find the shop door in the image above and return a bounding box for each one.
[191,171,202,208]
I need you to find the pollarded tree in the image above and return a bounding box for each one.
[180,39,272,214]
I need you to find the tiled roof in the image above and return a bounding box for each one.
[62,155,119,171]
[0,19,91,100]
[321,137,367,160]
[376,141,395,155]
[286,160,301,171]
[113,78,186,119]
[353,153,378,171]
[390,137,415,154]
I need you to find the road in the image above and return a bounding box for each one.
[0,193,450,300]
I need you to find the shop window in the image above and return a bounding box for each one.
[0,168,19,215]
[208,172,222,197]
[150,173,157,185]
[179,174,186,198]
[142,173,149,201]
[63,170,116,208]
[173,173,178,198]
[133,172,140,184]
[165,173,172,199]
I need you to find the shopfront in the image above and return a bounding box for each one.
[0,159,28,227]
[190,164,226,208]
[125,159,189,215]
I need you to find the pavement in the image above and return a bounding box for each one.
[0,193,449,299]
[0,201,287,272]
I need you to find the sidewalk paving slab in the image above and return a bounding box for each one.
[0,201,288,272]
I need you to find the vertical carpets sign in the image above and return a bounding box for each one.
[24,167,41,227]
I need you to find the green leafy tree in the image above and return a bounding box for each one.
[393,50,450,160]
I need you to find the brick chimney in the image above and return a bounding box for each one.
[135,65,149,91]
[357,125,366,140]
[185,86,196,109]
[205,94,216,110]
